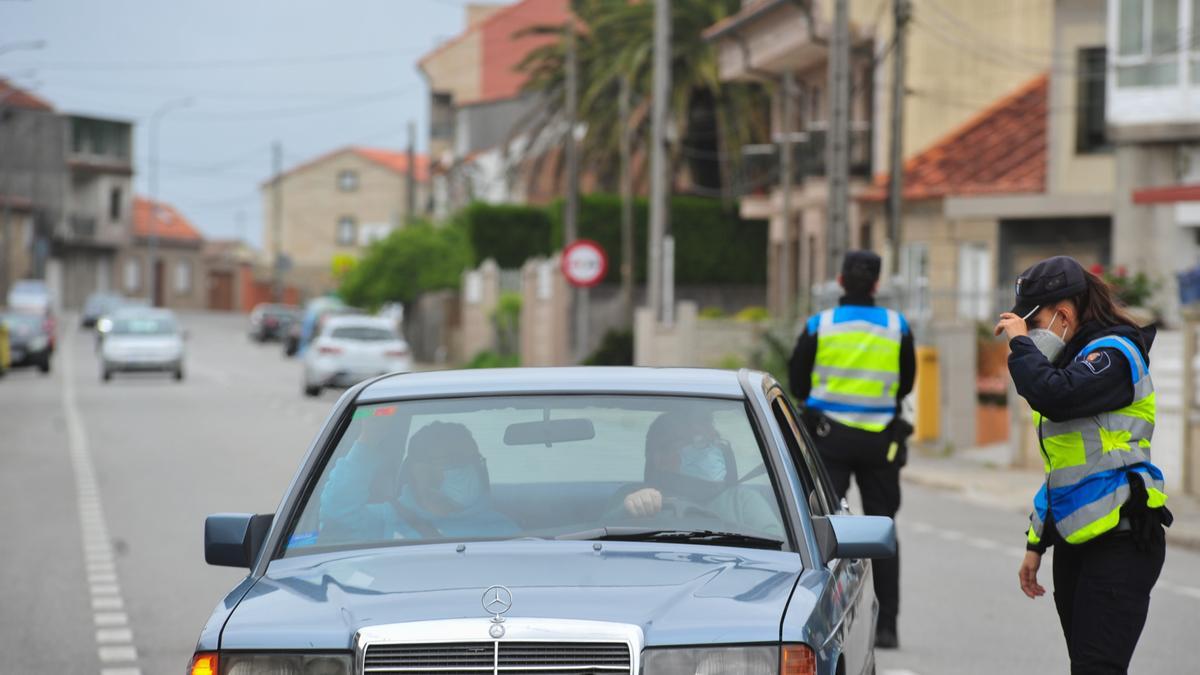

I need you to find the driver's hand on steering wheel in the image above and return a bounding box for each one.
[623,488,663,517]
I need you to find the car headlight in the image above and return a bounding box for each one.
[643,645,778,675]
[192,652,351,675]
[97,318,112,333]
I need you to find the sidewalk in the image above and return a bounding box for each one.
[902,444,1200,551]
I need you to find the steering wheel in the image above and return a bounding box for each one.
[658,495,722,521]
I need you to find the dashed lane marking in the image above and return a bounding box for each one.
[62,326,142,675]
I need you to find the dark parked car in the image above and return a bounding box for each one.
[194,368,894,675]
[1,310,53,373]
[249,303,300,342]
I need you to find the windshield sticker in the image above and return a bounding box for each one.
[288,530,319,547]
[353,405,398,420]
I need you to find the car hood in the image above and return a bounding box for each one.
[220,541,806,650]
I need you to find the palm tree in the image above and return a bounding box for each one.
[513,0,771,198]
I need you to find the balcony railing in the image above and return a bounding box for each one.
[736,126,873,197]
[69,214,97,239]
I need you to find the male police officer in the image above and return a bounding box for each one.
[788,250,916,649]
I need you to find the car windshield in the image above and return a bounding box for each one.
[111,316,177,335]
[2,313,41,331]
[283,395,786,557]
[329,326,395,341]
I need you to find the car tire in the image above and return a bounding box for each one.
[304,383,321,397]
[101,369,112,382]
[38,358,50,374]
[174,368,184,382]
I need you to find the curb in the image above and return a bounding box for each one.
[902,468,1200,552]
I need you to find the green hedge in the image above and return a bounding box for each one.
[455,202,554,268]
[456,195,766,285]
[546,194,767,285]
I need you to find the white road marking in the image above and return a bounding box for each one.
[882,670,922,675]
[939,530,964,542]
[910,521,934,534]
[967,537,999,550]
[1173,585,1200,601]
[61,326,141,674]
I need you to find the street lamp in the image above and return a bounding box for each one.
[147,96,192,306]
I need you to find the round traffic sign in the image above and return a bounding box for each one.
[561,239,608,288]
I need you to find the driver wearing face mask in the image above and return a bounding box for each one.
[610,411,783,537]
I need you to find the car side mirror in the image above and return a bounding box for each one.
[205,513,274,568]
[812,514,896,561]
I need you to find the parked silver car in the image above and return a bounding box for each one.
[302,315,411,397]
[99,308,185,382]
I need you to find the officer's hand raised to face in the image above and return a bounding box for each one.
[994,313,1029,341]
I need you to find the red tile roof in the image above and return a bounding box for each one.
[0,78,54,112]
[863,74,1048,202]
[353,147,430,181]
[1132,184,1200,204]
[266,146,429,186]
[133,197,204,242]
[419,0,570,106]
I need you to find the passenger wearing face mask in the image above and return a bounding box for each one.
[320,421,518,542]
[610,411,783,537]
[995,255,1170,674]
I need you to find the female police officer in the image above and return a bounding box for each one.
[994,255,1172,674]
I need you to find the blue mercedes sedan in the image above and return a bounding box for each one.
[192,368,894,675]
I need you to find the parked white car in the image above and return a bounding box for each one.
[302,315,411,397]
[99,308,185,382]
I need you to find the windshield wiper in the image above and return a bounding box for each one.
[556,527,783,550]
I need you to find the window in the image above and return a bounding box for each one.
[1115,0,1181,87]
[109,187,123,221]
[1076,47,1110,153]
[282,395,786,556]
[337,170,359,192]
[123,259,140,292]
[957,242,993,321]
[770,397,837,516]
[336,216,357,245]
[174,259,192,294]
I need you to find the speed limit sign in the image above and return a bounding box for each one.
[561,239,609,288]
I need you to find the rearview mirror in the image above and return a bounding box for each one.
[813,515,896,561]
[504,418,595,446]
[205,513,274,568]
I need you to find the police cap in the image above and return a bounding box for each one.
[1011,255,1088,316]
[841,250,881,284]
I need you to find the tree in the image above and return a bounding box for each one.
[339,222,473,309]
[514,0,770,196]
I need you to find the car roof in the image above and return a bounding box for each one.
[357,367,755,403]
[323,315,396,331]
[111,307,176,320]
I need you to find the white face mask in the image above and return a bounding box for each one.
[1026,306,1068,362]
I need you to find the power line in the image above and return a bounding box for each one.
[8,48,421,72]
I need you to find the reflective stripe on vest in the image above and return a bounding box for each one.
[1027,334,1169,546]
[805,306,903,432]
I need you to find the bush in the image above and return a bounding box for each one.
[734,306,770,322]
[464,350,520,369]
[698,306,726,319]
[493,292,522,357]
[545,194,767,285]
[339,220,472,308]
[455,202,553,268]
[583,329,634,366]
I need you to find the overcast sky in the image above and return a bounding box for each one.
[1,0,475,246]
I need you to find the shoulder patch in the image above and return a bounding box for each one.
[1083,350,1111,375]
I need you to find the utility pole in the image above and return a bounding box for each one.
[564,17,588,359]
[648,0,671,323]
[887,0,911,277]
[619,74,635,329]
[148,97,191,306]
[826,0,850,280]
[779,72,795,323]
[406,120,417,224]
[271,141,284,302]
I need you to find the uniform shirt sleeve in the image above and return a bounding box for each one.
[788,323,818,402]
[1007,336,1134,422]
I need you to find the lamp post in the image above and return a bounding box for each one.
[146,97,192,306]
